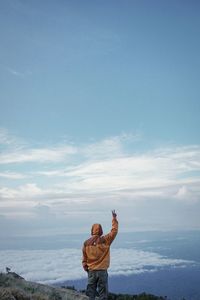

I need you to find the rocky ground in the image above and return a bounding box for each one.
[0,272,168,300]
[0,272,88,300]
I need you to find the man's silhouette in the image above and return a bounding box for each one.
[82,210,118,300]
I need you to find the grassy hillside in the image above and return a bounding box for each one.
[0,272,168,300]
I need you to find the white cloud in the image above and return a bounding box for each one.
[174,186,199,204]
[0,146,77,164]
[0,184,43,199]
[0,172,26,179]
[0,248,195,284]
[0,128,77,164]
[82,133,140,159]
[36,170,67,177]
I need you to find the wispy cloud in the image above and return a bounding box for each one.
[1,133,200,202]
[0,172,26,179]
[45,145,200,196]
[0,146,77,164]
[81,133,141,159]
[1,129,200,233]
[7,68,24,77]
[0,183,43,200]
[0,128,22,147]
[5,67,32,77]
[0,129,77,164]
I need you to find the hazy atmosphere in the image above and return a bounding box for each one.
[0,0,200,238]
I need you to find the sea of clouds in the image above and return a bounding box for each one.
[0,248,196,284]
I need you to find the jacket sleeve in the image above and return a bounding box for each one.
[103,217,118,245]
[82,243,88,271]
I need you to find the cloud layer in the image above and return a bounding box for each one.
[0,248,195,284]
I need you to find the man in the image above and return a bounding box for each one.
[82,210,118,300]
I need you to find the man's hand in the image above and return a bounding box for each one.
[84,265,89,272]
[112,210,117,218]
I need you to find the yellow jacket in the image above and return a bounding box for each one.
[82,217,118,271]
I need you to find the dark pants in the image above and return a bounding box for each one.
[86,270,108,300]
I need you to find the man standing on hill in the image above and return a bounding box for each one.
[82,210,118,300]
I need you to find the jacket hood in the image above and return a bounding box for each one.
[91,223,103,236]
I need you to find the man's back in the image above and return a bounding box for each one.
[82,218,118,271]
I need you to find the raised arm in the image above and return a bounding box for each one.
[104,210,118,245]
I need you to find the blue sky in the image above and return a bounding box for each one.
[0,0,200,236]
